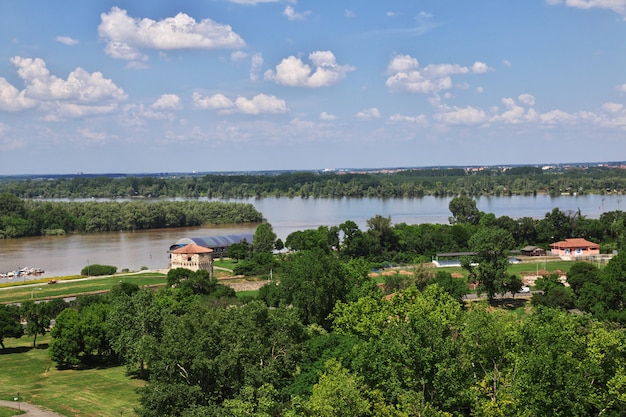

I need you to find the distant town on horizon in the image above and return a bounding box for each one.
[1,160,626,181]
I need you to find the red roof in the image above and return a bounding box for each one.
[550,238,599,249]
[170,243,213,254]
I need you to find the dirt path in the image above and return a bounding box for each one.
[0,400,65,417]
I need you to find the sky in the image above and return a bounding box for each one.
[1,0,626,175]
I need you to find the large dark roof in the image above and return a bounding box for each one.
[169,233,253,251]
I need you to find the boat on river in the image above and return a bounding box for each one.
[0,267,45,279]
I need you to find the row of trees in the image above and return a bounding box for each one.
[0,193,263,238]
[2,165,626,199]
[27,249,626,416]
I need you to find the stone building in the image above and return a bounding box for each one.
[169,243,214,276]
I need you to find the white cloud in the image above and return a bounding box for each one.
[320,112,336,120]
[0,77,38,111]
[546,0,626,18]
[234,94,288,114]
[193,92,287,114]
[11,57,127,103]
[230,51,248,62]
[388,113,429,125]
[283,5,311,21]
[0,56,126,118]
[539,109,576,125]
[518,93,536,106]
[250,53,264,81]
[434,105,488,125]
[494,97,538,124]
[152,94,182,110]
[618,83,626,93]
[356,107,381,119]
[98,7,245,61]
[55,36,79,46]
[265,51,355,88]
[345,9,356,18]
[502,59,512,67]
[386,54,492,94]
[193,92,234,110]
[602,102,623,112]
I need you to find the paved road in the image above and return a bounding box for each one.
[0,400,65,417]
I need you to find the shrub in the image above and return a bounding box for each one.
[80,264,117,276]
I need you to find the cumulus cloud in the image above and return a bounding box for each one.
[12,57,127,102]
[602,102,623,112]
[518,93,536,106]
[0,56,126,117]
[493,97,538,124]
[320,111,336,120]
[546,0,626,18]
[193,92,288,114]
[434,105,488,125]
[265,51,355,87]
[618,83,626,93]
[55,36,79,45]
[152,94,182,110]
[388,113,429,125]
[0,78,38,112]
[283,5,311,21]
[385,54,492,94]
[98,7,245,61]
[539,109,576,125]
[356,107,381,119]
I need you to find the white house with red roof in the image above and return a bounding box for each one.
[550,238,600,259]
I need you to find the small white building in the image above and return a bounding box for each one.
[170,243,214,277]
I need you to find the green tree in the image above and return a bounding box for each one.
[49,308,83,367]
[0,304,23,349]
[448,196,481,225]
[304,359,371,417]
[462,228,515,302]
[21,300,51,347]
[253,222,277,254]
[274,249,355,328]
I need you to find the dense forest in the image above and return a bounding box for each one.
[4,229,626,416]
[0,193,263,238]
[2,165,626,199]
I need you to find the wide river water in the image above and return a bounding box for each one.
[1,194,624,279]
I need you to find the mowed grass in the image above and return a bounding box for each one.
[0,335,143,417]
[0,407,24,416]
[0,272,167,304]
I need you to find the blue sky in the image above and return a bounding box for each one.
[1,0,626,175]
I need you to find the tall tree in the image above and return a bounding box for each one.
[0,304,23,349]
[253,222,277,254]
[21,300,51,347]
[448,195,481,225]
[463,228,515,302]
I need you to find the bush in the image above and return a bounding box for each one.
[80,264,117,276]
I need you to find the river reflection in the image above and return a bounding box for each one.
[0,194,623,279]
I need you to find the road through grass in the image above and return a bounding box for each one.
[0,272,167,304]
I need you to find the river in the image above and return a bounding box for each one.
[0,194,623,280]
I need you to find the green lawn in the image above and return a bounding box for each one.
[0,272,167,304]
[0,406,25,416]
[0,335,142,417]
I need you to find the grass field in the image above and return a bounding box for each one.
[0,272,167,304]
[0,407,24,416]
[0,335,142,417]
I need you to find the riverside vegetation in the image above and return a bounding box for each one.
[2,164,626,199]
[3,198,626,416]
[0,193,263,238]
